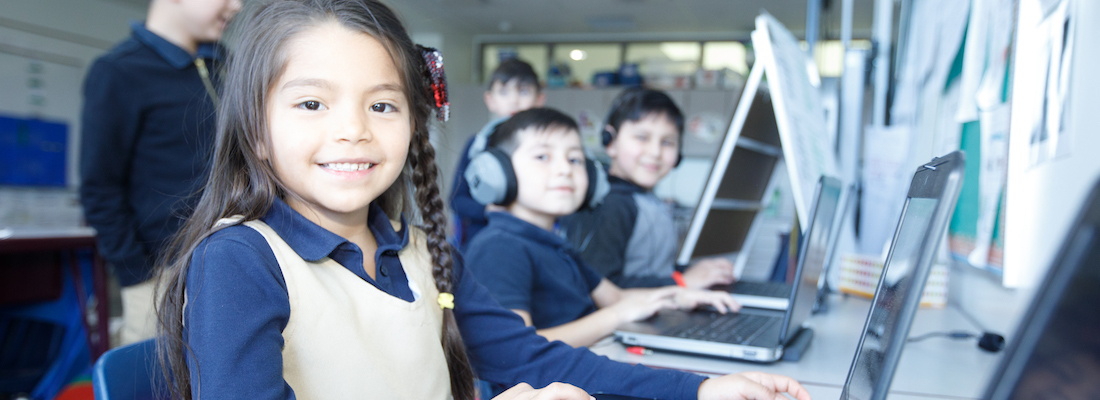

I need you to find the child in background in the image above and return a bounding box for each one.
[464,108,740,348]
[79,0,241,345]
[449,59,545,248]
[561,88,736,289]
[155,1,810,399]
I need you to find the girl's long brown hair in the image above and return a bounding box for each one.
[154,1,475,399]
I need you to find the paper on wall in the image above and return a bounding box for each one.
[1023,0,1075,167]
[968,104,1010,267]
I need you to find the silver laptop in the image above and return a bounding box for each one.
[617,152,964,369]
[614,176,842,362]
[716,179,851,311]
[840,151,965,399]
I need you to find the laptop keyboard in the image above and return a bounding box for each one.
[666,313,778,344]
[731,281,791,298]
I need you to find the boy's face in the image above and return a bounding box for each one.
[506,127,588,229]
[484,79,545,119]
[178,0,242,43]
[605,113,680,190]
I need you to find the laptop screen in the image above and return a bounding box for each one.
[999,228,1100,399]
[779,177,842,343]
[842,196,938,400]
[985,180,1100,399]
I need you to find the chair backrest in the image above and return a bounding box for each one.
[92,339,167,400]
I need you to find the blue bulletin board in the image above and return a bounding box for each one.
[0,115,68,187]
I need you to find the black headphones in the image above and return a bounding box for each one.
[465,119,609,209]
[600,88,684,168]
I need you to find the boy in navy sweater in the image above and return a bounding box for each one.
[449,59,544,248]
[465,108,740,348]
[561,88,736,289]
[79,0,241,345]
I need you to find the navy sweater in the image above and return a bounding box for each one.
[79,22,222,286]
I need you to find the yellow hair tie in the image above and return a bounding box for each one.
[437,292,455,310]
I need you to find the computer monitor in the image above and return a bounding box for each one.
[983,178,1100,400]
[840,151,965,400]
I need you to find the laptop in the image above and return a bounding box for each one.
[614,175,843,362]
[839,151,965,399]
[716,178,848,311]
[982,178,1100,400]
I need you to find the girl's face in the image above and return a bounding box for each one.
[605,113,680,190]
[266,22,412,225]
[506,127,588,230]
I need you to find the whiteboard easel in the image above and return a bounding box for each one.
[753,13,839,227]
[677,14,838,270]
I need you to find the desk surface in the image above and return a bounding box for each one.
[591,294,1005,400]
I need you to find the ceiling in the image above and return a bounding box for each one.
[104,0,878,39]
[389,0,877,39]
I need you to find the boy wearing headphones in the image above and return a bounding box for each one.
[464,108,739,348]
[561,88,736,289]
[449,59,545,249]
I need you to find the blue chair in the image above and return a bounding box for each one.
[92,339,167,400]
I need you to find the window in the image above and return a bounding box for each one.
[702,42,749,75]
[550,43,622,86]
[482,44,550,85]
[625,42,701,76]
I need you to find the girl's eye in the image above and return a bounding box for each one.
[297,100,323,111]
[371,103,397,113]
[569,157,583,165]
[534,154,548,161]
[662,140,677,147]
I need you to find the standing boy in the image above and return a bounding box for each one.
[561,88,736,289]
[79,0,241,345]
[464,108,739,349]
[449,58,544,248]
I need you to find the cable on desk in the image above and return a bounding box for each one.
[907,330,1005,352]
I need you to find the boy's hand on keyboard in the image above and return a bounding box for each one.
[683,258,736,289]
[698,371,812,400]
[610,287,679,323]
[673,289,741,313]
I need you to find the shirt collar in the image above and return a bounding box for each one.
[609,175,647,194]
[485,212,569,250]
[130,20,225,70]
[261,198,409,262]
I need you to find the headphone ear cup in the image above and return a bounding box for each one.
[464,148,517,206]
[601,128,613,147]
[584,159,610,209]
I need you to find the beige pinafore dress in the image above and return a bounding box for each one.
[240,219,451,399]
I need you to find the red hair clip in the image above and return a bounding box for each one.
[419,46,449,122]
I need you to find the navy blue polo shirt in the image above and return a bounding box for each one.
[183,198,706,399]
[465,212,604,329]
[80,21,224,286]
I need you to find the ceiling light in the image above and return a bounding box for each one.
[570,49,587,61]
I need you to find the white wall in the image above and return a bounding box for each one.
[1003,0,1100,289]
[0,0,145,229]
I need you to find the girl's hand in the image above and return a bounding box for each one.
[683,258,736,289]
[673,289,741,314]
[492,382,595,400]
[698,372,812,400]
[610,287,679,323]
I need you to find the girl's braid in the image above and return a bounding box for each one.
[408,126,476,400]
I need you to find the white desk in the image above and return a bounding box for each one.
[590,294,1005,399]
